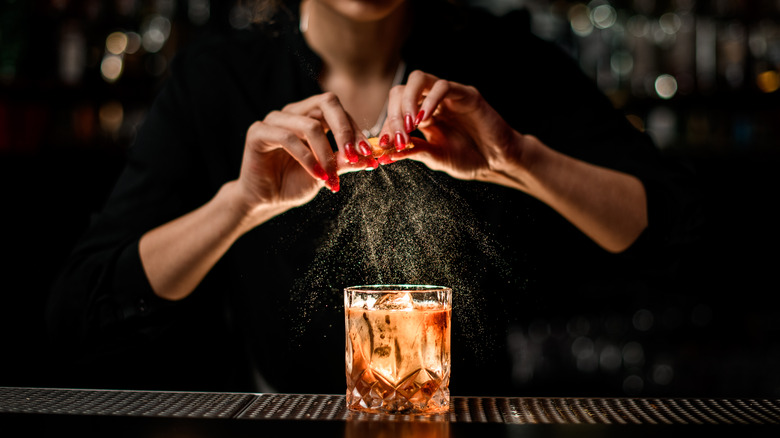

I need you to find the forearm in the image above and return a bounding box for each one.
[139,181,287,301]
[487,134,648,253]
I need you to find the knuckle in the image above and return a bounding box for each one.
[408,69,425,81]
[437,79,451,92]
[334,125,353,138]
[386,113,403,125]
[302,119,321,136]
[264,110,282,122]
[281,131,299,146]
[247,120,265,138]
[389,84,405,98]
[320,91,340,106]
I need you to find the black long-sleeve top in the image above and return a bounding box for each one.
[46,5,701,395]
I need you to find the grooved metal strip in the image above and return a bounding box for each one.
[2,387,780,425]
[0,387,254,418]
[235,395,780,424]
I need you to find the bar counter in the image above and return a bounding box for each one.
[2,386,778,437]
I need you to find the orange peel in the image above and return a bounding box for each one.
[366,136,414,158]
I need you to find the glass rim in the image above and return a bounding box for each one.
[344,284,450,293]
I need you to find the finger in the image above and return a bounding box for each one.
[285,92,357,153]
[381,84,412,153]
[356,137,373,157]
[403,70,440,129]
[263,111,339,191]
[337,151,379,173]
[246,120,329,183]
[341,113,365,164]
[416,79,452,126]
[314,98,377,171]
[316,92,357,154]
[282,93,356,188]
[390,136,430,161]
[334,139,378,170]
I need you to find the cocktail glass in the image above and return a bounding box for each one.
[344,284,452,414]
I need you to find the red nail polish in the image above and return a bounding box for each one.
[404,114,414,133]
[345,143,359,164]
[329,176,340,193]
[357,140,372,156]
[313,163,328,181]
[394,132,405,152]
[414,110,425,126]
[379,134,390,148]
[365,157,378,170]
[377,154,393,165]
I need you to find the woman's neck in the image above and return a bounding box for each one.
[300,0,410,81]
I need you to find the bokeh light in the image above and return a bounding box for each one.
[189,0,211,25]
[599,344,622,372]
[653,364,675,386]
[105,31,128,55]
[659,13,682,35]
[591,4,617,30]
[58,27,86,85]
[571,336,595,359]
[757,70,780,93]
[100,54,123,83]
[654,74,678,99]
[610,51,634,77]
[623,375,644,395]
[622,341,645,367]
[569,4,593,37]
[627,15,650,37]
[632,309,654,331]
[229,4,252,30]
[125,32,142,54]
[141,15,171,53]
[99,101,124,135]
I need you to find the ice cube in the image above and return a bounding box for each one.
[374,292,414,310]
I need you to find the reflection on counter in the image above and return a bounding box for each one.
[345,419,450,438]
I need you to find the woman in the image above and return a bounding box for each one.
[47,0,698,394]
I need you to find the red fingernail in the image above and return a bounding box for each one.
[379,134,390,148]
[345,142,359,164]
[365,157,378,170]
[357,140,372,156]
[414,110,425,126]
[394,132,405,152]
[313,163,328,181]
[377,154,393,165]
[404,114,414,133]
[329,176,340,193]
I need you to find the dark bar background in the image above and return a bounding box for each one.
[1,0,778,397]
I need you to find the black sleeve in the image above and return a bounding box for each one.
[45,47,214,349]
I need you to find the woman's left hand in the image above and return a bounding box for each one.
[376,70,648,254]
[376,70,527,183]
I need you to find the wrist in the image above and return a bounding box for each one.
[216,181,289,235]
[480,132,543,192]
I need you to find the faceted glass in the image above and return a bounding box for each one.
[344,285,452,414]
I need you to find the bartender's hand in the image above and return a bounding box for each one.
[237,92,378,216]
[140,92,378,301]
[376,70,526,185]
[379,70,648,254]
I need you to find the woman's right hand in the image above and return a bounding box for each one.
[139,92,380,301]
[235,92,378,221]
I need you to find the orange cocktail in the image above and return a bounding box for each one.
[344,285,451,414]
